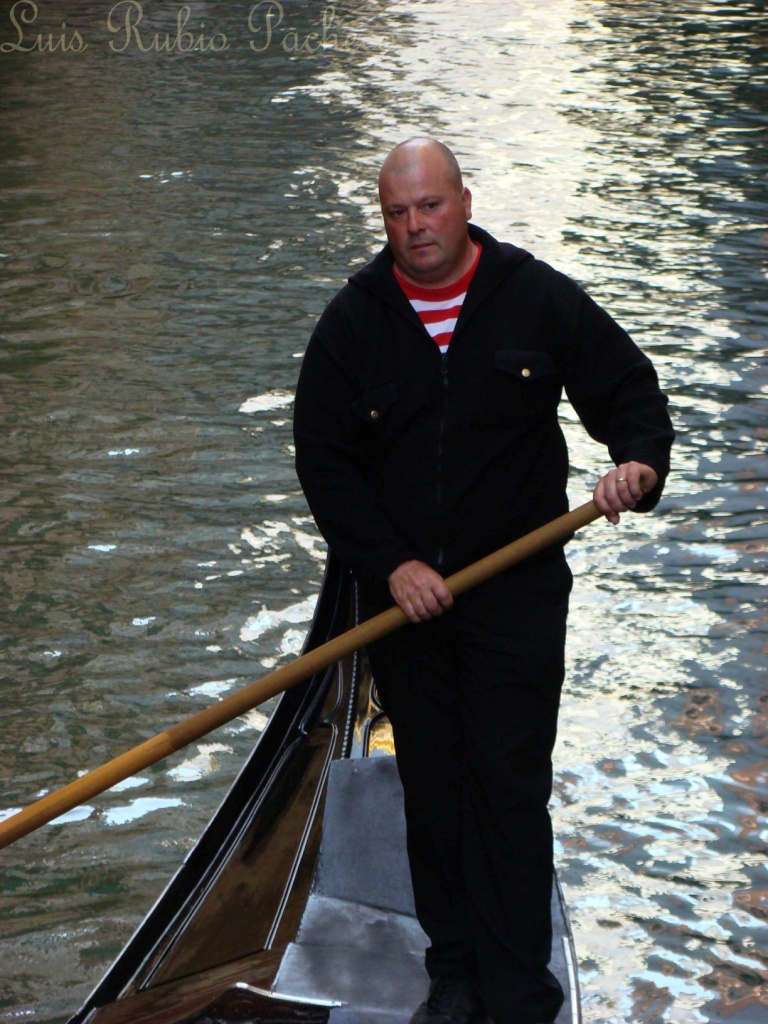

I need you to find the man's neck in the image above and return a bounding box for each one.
[395,239,478,290]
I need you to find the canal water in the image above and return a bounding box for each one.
[0,1,765,1021]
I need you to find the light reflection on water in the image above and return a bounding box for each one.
[0,1,766,1022]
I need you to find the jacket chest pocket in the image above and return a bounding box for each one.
[491,348,560,418]
[350,382,399,431]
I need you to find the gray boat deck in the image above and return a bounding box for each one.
[270,756,580,1024]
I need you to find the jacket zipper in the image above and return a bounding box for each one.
[436,350,449,569]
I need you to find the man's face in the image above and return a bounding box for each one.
[379,150,472,288]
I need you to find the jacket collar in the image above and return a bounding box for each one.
[348,224,532,326]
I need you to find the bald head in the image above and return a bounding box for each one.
[378,138,464,196]
[377,138,474,288]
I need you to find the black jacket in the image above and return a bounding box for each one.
[294,225,673,582]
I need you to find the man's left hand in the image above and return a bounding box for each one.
[593,461,658,525]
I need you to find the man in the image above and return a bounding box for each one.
[293,139,673,1024]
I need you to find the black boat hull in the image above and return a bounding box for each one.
[69,557,581,1024]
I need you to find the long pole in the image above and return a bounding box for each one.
[0,500,600,851]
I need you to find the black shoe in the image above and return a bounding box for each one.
[410,976,484,1024]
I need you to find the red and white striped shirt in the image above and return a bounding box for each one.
[394,244,482,353]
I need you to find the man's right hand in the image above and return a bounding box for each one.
[388,560,453,623]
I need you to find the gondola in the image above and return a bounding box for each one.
[67,555,582,1024]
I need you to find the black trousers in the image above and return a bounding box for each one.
[360,552,572,1024]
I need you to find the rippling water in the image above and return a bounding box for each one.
[0,2,766,1021]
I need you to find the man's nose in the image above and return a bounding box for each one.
[406,209,423,233]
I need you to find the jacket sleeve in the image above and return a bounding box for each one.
[293,301,420,582]
[558,277,674,512]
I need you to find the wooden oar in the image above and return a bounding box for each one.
[0,500,601,851]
